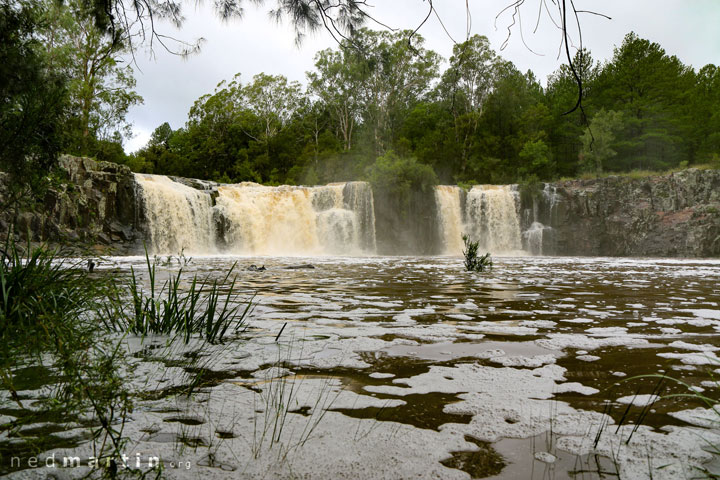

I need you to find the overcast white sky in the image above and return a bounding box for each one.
[124,1,720,152]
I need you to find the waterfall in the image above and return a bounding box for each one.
[465,185,522,253]
[134,174,216,254]
[133,172,536,256]
[212,182,376,255]
[434,186,465,255]
[523,221,545,255]
[520,183,559,255]
[343,182,377,253]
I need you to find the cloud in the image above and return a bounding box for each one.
[124,0,720,152]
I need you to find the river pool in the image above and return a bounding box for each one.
[3,255,720,479]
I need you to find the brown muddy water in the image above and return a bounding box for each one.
[2,255,720,479]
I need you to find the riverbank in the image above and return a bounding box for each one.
[1,156,718,257]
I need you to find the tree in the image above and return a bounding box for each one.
[366,151,437,217]
[579,109,624,174]
[242,73,304,143]
[307,48,364,151]
[435,35,499,171]
[438,35,498,118]
[545,49,599,177]
[595,32,694,170]
[0,0,68,203]
[518,139,553,180]
[40,0,142,156]
[350,28,441,154]
[692,64,720,162]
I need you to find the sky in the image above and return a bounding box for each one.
[124,1,720,152]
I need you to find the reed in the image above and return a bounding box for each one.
[103,251,252,344]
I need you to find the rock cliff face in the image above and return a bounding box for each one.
[0,155,139,253]
[2,156,718,257]
[373,186,442,255]
[526,169,720,257]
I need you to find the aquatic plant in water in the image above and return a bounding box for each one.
[0,238,140,477]
[0,238,250,477]
[462,235,493,272]
[103,251,252,344]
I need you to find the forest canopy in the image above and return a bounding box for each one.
[2,0,719,192]
[125,29,720,186]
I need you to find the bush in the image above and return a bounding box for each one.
[366,151,438,217]
[462,235,493,273]
[0,239,134,474]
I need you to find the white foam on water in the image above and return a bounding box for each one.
[616,394,660,406]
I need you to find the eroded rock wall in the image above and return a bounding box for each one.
[2,156,718,257]
[538,169,720,257]
[0,155,139,253]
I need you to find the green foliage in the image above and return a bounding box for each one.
[518,138,554,180]
[121,29,719,187]
[0,239,251,475]
[366,152,437,216]
[0,0,67,202]
[580,109,624,175]
[104,253,251,344]
[0,241,100,348]
[462,235,493,273]
[40,0,143,158]
[0,239,135,475]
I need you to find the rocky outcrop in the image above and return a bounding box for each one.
[531,169,720,257]
[0,155,140,253]
[373,186,442,255]
[2,155,718,258]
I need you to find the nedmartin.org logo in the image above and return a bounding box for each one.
[9,453,192,471]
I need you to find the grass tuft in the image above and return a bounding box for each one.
[103,251,252,344]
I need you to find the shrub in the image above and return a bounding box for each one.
[366,151,438,218]
[462,235,493,273]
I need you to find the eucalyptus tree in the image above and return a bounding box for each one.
[438,35,498,118]
[183,73,306,181]
[242,73,304,144]
[350,28,441,154]
[435,35,500,170]
[307,48,364,151]
[40,0,142,157]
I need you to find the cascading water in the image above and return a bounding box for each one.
[520,183,559,255]
[464,185,522,253]
[523,222,546,255]
[434,186,465,255]
[134,172,534,256]
[134,174,216,254]
[215,183,320,255]
[343,182,377,253]
[210,181,376,255]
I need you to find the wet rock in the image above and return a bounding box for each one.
[284,264,316,270]
[247,264,266,272]
[522,168,720,257]
[96,232,112,245]
[0,155,138,253]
